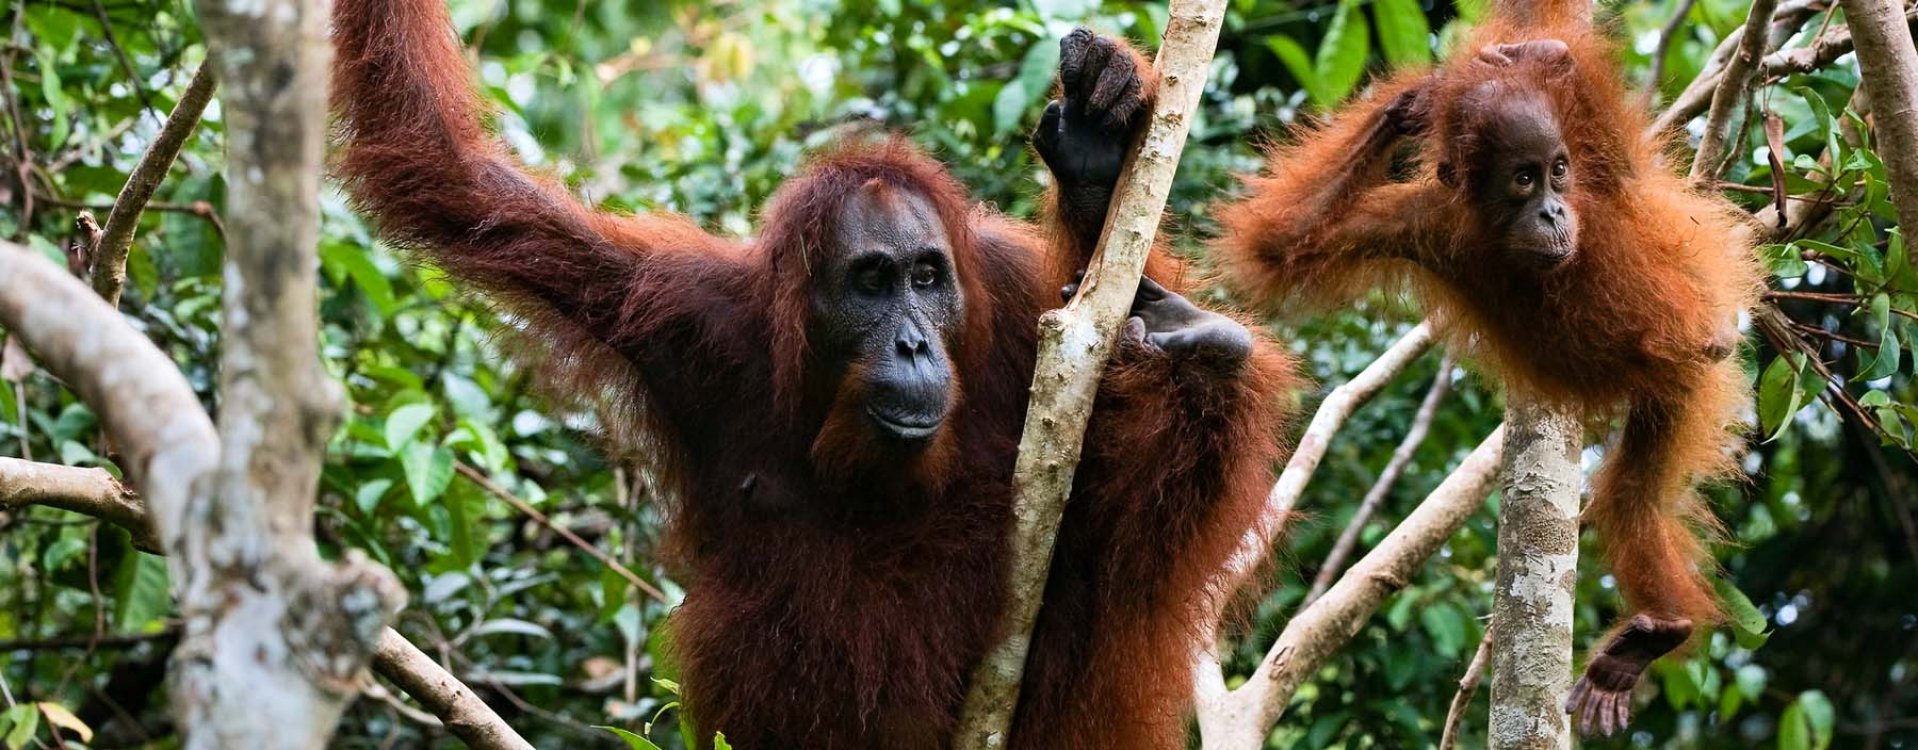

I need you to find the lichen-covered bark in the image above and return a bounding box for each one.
[1489,396,1581,750]
[950,1,1229,745]
[166,0,404,746]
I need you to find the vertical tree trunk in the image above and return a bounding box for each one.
[170,0,404,746]
[950,1,1229,745]
[1838,0,1918,232]
[1489,395,1581,750]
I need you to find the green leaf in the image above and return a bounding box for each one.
[1797,690,1835,749]
[1757,353,1806,440]
[1315,0,1372,107]
[595,726,663,750]
[319,239,398,315]
[1781,701,1810,750]
[402,443,456,506]
[714,732,734,750]
[1372,0,1433,68]
[1714,577,1771,649]
[384,403,437,452]
[1265,35,1324,107]
[1418,602,1467,656]
[4,704,39,750]
[355,478,394,515]
[112,552,171,632]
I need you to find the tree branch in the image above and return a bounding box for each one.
[0,453,524,748]
[951,2,1229,744]
[1691,0,1781,185]
[1653,0,1824,134]
[0,456,156,551]
[90,64,215,308]
[1195,428,1506,750]
[1839,0,1918,232]
[1439,629,1494,750]
[1227,322,1437,583]
[372,630,535,750]
[1488,395,1582,750]
[1303,350,1456,607]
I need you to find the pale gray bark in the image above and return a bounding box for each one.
[1840,0,1918,233]
[1488,396,1581,750]
[0,456,156,551]
[950,2,1229,744]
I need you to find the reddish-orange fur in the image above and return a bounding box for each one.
[330,3,1293,747]
[1215,7,1761,700]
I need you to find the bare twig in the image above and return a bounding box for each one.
[951,3,1230,744]
[91,64,215,308]
[1439,629,1495,750]
[1653,0,1824,134]
[1195,428,1506,750]
[453,461,668,603]
[1302,350,1456,607]
[372,630,535,750]
[1692,0,1781,185]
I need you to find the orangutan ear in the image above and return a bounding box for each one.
[1437,161,1459,188]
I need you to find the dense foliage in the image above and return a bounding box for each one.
[0,0,1913,747]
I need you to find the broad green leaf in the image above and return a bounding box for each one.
[319,240,398,315]
[355,478,394,515]
[1265,35,1324,107]
[402,443,456,506]
[1714,578,1770,649]
[1797,690,1835,749]
[112,552,171,632]
[1316,0,1372,107]
[1418,602,1467,656]
[714,732,734,750]
[596,726,663,750]
[1757,353,1805,440]
[1781,701,1810,750]
[4,704,39,750]
[1372,0,1433,68]
[384,402,437,452]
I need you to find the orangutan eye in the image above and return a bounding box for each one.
[1551,159,1569,178]
[853,262,889,293]
[911,263,938,288]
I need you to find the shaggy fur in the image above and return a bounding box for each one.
[1214,0,1762,707]
[331,2,1294,747]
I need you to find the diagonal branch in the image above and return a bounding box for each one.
[1196,427,1506,750]
[1691,0,1780,185]
[1302,350,1456,608]
[91,64,216,309]
[0,456,156,551]
[951,2,1231,744]
[1225,321,1436,583]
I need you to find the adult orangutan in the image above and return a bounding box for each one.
[1214,2,1761,737]
[331,3,1293,747]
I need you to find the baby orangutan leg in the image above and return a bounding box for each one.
[1565,614,1694,736]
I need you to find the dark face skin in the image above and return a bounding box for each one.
[813,182,963,443]
[1469,92,1579,268]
